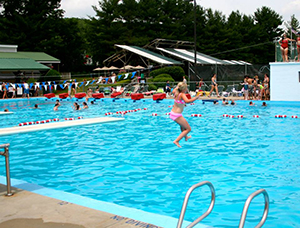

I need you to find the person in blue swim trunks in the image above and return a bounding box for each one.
[170,82,200,148]
[22,81,30,99]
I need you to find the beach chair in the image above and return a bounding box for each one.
[104,87,111,96]
[140,85,149,94]
[232,85,243,97]
[217,85,225,96]
[98,87,104,93]
[125,86,136,96]
[111,86,124,98]
[200,85,207,91]
[156,87,165,94]
[115,86,122,92]
[222,85,234,97]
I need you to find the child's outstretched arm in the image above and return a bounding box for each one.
[181,93,201,104]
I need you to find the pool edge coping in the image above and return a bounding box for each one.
[0,176,210,228]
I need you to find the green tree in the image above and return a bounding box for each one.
[0,0,64,51]
[0,0,86,72]
[286,14,300,39]
[252,6,283,63]
[88,0,204,65]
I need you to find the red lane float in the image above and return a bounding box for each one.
[223,114,229,117]
[275,115,286,118]
[292,115,298,118]
[111,92,122,98]
[237,115,244,118]
[44,93,55,99]
[153,93,166,101]
[253,115,259,118]
[229,115,234,118]
[19,118,61,126]
[191,114,202,117]
[36,119,52,124]
[65,118,75,121]
[75,93,86,99]
[92,93,104,99]
[59,93,69,99]
[105,112,113,116]
[152,113,158,116]
[165,113,170,115]
[19,121,35,126]
[131,93,144,100]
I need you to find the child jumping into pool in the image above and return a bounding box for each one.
[170,82,201,148]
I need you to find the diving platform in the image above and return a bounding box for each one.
[0,117,124,136]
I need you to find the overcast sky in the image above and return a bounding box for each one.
[60,0,299,23]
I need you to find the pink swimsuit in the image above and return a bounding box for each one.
[170,94,185,120]
[169,111,182,121]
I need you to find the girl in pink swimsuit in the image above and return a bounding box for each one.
[170,82,201,148]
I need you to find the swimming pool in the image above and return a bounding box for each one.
[0,97,300,228]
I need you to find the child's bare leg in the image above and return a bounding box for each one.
[174,117,191,147]
[180,126,191,141]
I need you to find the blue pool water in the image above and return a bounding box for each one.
[0,98,300,228]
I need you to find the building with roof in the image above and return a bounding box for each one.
[0,44,60,81]
[103,39,262,82]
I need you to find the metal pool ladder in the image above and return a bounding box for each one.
[177,181,269,228]
[0,143,13,196]
[176,181,216,228]
[239,189,269,228]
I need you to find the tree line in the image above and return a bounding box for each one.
[0,0,295,73]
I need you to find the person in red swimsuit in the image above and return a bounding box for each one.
[279,34,295,62]
[297,33,300,62]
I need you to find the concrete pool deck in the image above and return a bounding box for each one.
[0,184,162,228]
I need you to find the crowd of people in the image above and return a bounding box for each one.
[52,99,92,111]
[0,81,40,99]
[241,74,269,100]
[194,73,270,101]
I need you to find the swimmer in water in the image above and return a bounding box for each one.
[73,102,81,110]
[82,102,88,109]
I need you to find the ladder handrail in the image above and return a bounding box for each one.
[0,143,13,196]
[177,181,215,228]
[239,189,269,228]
